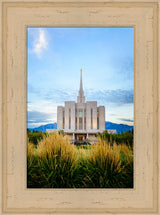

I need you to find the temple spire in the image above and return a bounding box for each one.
[77,69,85,103]
[80,69,83,94]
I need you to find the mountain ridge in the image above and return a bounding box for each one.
[28,121,133,134]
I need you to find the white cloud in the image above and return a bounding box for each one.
[32,28,48,57]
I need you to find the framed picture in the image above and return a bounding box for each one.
[27,26,134,189]
[0,0,159,214]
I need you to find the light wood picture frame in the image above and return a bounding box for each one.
[0,0,159,214]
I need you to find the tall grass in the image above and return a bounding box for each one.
[27,133,133,188]
[28,133,85,188]
[82,138,123,188]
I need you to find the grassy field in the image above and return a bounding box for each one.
[27,132,133,188]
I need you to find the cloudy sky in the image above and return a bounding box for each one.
[27,27,134,128]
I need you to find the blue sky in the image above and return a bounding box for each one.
[27,27,134,128]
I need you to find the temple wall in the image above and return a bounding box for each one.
[99,106,105,131]
[86,101,97,130]
[64,101,75,131]
[88,134,97,144]
[65,134,73,142]
[57,106,63,131]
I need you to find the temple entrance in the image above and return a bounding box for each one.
[74,134,90,145]
[78,134,83,141]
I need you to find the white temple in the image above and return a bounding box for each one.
[57,69,105,143]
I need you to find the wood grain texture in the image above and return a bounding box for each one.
[0,0,159,214]
[0,0,2,215]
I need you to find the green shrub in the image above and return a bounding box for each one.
[27,131,44,145]
[98,130,133,149]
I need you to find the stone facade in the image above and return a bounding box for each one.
[107,129,117,134]
[57,69,105,143]
[46,129,57,133]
